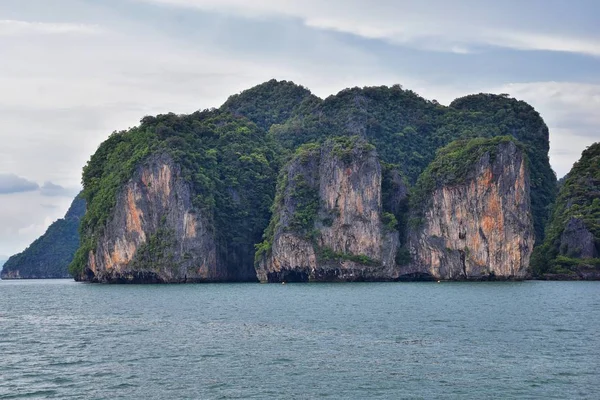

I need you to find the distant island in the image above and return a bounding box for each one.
[2,80,598,282]
[0,195,85,279]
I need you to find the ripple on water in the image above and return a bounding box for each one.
[0,280,598,399]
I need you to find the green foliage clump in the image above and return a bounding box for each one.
[531,142,600,275]
[395,247,411,266]
[289,174,320,234]
[329,135,375,163]
[2,195,85,279]
[71,109,279,277]
[131,220,176,272]
[221,79,321,132]
[381,212,398,231]
[318,246,379,266]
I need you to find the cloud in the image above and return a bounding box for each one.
[0,19,102,36]
[40,181,78,197]
[139,0,600,56]
[0,174,39,194]
[0,175,78,197]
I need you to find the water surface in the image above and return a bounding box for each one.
[0,280,598,399]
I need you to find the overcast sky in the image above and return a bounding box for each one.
[0,0,599,256]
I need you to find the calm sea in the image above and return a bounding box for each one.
[0,280,598,399]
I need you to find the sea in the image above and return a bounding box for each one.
[0,280,598,399]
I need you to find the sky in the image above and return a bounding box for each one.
[0,0,599,257]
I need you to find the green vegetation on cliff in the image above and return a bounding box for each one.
[531,143,600,275]
[410,136,525,215]
[221,79,321,132]
[72,80,559,280]
[227,83,555,241]
[70,110,279,277]
[2,194,85,279]
[255,136,376,262]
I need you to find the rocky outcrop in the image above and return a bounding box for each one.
[256,138,400,282]
[83,153,255,283]
[560,218,597,259]
[405,138,534,280]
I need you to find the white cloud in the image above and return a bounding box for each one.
[0,174,39,194]
[139,0,600,56]
[0,19,102,36]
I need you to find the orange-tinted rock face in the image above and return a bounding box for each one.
[406,141,534,280]
[85,153,224,283]
[256,139,401,283]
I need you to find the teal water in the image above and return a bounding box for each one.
[0,280,598,399]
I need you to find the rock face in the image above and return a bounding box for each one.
[84,153,255,283]
[1,195,85,279]
[256,138,400,282]
[405,139,534,280]
[560,218,598,259]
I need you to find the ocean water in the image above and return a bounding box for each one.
[0,280,598,399]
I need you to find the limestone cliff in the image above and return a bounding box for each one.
[404,137,534,280]
[82,153,262,283]
[256,137,400,282]
[82,154,216,282]
[71,109,278,283]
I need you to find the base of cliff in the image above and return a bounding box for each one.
[397,272,526,282]
[537,272,600,281]
[263,265,402,283]
[80,268,259,284]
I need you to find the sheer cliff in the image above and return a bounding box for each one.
[255,137,401,282]
[1,194,85,279]
[403,137,534,280]
[70,110,278,283]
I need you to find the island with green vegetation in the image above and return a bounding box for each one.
[11,79,597,282]
[1,194,85,279]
